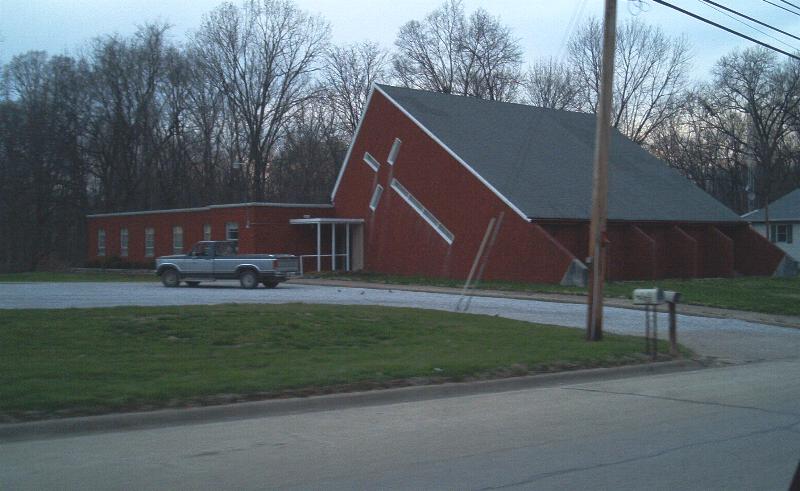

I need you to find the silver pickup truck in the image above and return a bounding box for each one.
[155,241,300,289]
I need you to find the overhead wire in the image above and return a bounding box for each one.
[557,0,589,61]
[700,0,800,42]
[700,0,800,52]
[762,0,800,18]
[650,0,800,61]
[777,0,800,11]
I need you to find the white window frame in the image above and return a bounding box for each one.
[387,138,402,165]
[97,229,106,257]
[369,184,384,211]
[363,152,380,172]
[120,228,128,257]
[144,227,155,257]
[172,226,183,254]
[203,223,212,241]
[771,223,793,243]
[390,178,454,244]
[226,222,239,242]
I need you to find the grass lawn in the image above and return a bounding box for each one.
[0,303,674,420]
[312,272,800,316]
[601,277,800,315]
[0,271,156,283]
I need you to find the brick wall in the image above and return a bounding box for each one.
[332,89,575,283]
[86,204,334,266]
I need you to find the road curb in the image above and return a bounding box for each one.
[292,278,800,329]
[69,267,154,275]
[0,358,705,442]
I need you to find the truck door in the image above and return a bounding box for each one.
[213,242,238,276]
[186,243,214,277]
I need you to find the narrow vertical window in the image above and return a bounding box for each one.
[173,226,183,254]
[97,229,106,257]
[387,138,402,165]
[369,184,384,211]
[203,224,212,241]
[226,222,239,242]
[390,178,454,244]
[120,228,128,257]
[363,152,380,171]
[145,227,155,257]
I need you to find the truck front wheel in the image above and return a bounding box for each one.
[239,270,258,289]
[161,268,179,287]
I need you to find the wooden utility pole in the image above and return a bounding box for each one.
[586,0,617,341]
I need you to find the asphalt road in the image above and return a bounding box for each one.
[1,281,799,362]
[2,357,799,490]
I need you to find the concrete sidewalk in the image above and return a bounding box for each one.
[293,277,800,329]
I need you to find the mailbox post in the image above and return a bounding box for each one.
[632,288,664,359]
[663,290,682,357]
[632,288,682,359]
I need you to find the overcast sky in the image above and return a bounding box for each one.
[1,0,799,81]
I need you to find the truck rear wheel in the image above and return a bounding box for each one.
[161,268,179,287]
[239,270,258,289]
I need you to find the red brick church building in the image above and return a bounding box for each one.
[87,84,792,284]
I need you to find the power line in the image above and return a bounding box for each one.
[651,0,800,61]
[700,0,800,52]
[557,0,589,61]
[777,0,800,11]
[763,0,800,18]
[700,0,800,42]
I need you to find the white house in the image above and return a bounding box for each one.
[743,188,800,261]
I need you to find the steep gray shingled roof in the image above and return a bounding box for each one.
[742,188,800,222]
[378,84,742,222]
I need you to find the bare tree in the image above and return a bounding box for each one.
[568,17,691,144]
[1,52,89,269]
[154,46,195,208]
[392,0,522,101]
[271,97,347,202]
[84,24,170,211]
[698,48,800,237]
[322,41,389,136]
[184,47,228,205]
[192,0,330,200]
[649,95,753,213]
[461,8,522,100]
[0,2,336,270]
[393,0,464,94]
[523,58,580,110]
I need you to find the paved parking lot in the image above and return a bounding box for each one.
[1,281,798,362]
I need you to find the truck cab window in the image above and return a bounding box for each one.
[216,243,235,256]
[191,243,211,256]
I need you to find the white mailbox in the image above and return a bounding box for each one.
[663,290,682,304]
[632,288,664,305]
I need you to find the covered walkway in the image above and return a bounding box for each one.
[289,218,364,273]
